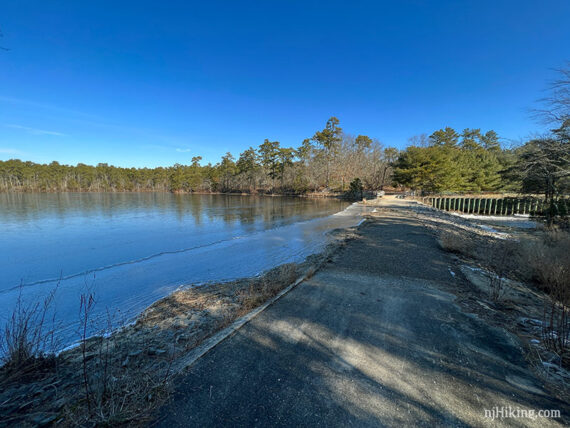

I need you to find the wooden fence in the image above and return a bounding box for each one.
[417,196,569,217]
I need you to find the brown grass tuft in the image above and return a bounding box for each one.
[236,263,299,314]
[438,230,471,255]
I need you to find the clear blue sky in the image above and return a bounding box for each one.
[1,1,569,167]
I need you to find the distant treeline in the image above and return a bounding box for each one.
[0,118,396,195]
[1,117,568,201]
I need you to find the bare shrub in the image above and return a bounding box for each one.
[67,357,173,426]
[0,284,58,371]
[484,240,517,302]
[70,292,175,425]
[520,230,570,364]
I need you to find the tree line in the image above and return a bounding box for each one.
[2,119,567,201]
[392,125,569,202]
[393,127,505,193]
[1,65,568,200]
[393,66,569,204]
[0,118,396,195]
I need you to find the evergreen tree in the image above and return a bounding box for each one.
[312,117,342,188]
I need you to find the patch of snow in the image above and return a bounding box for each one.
[450,212,540,229]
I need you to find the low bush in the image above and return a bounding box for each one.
[0,285,58,372]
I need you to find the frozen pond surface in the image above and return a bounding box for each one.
[0,193,366,348]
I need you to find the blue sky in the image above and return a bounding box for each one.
[1,1,569,167]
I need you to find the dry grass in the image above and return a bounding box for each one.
[519,230,570,294]
[56,292,176,426]
[439,222,570,365]
[519,230,570,364]
[0,284,58,372]
[64,356,173,426]
[437,230,471,255]
[438,230,517,301]
[68,262,302,424]
[236,263,299,313]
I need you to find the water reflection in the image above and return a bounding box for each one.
[0,193,348,229]
[0,193,356,348]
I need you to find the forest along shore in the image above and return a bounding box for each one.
[1,196,569,426]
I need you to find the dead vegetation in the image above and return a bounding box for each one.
[437,230,519,302]
[437,230,472,255]
[236,263,299,313]
[399,202,570,400]
[0,284,59,376]
[519,231,570,365]
[432,207,570,371]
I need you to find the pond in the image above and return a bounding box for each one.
[0,193,363,348]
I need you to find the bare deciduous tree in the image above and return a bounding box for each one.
[535,64,570,127]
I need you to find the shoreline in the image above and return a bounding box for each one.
[3,197,567,425]
[0,209,364,426]
[0,189,378,201]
